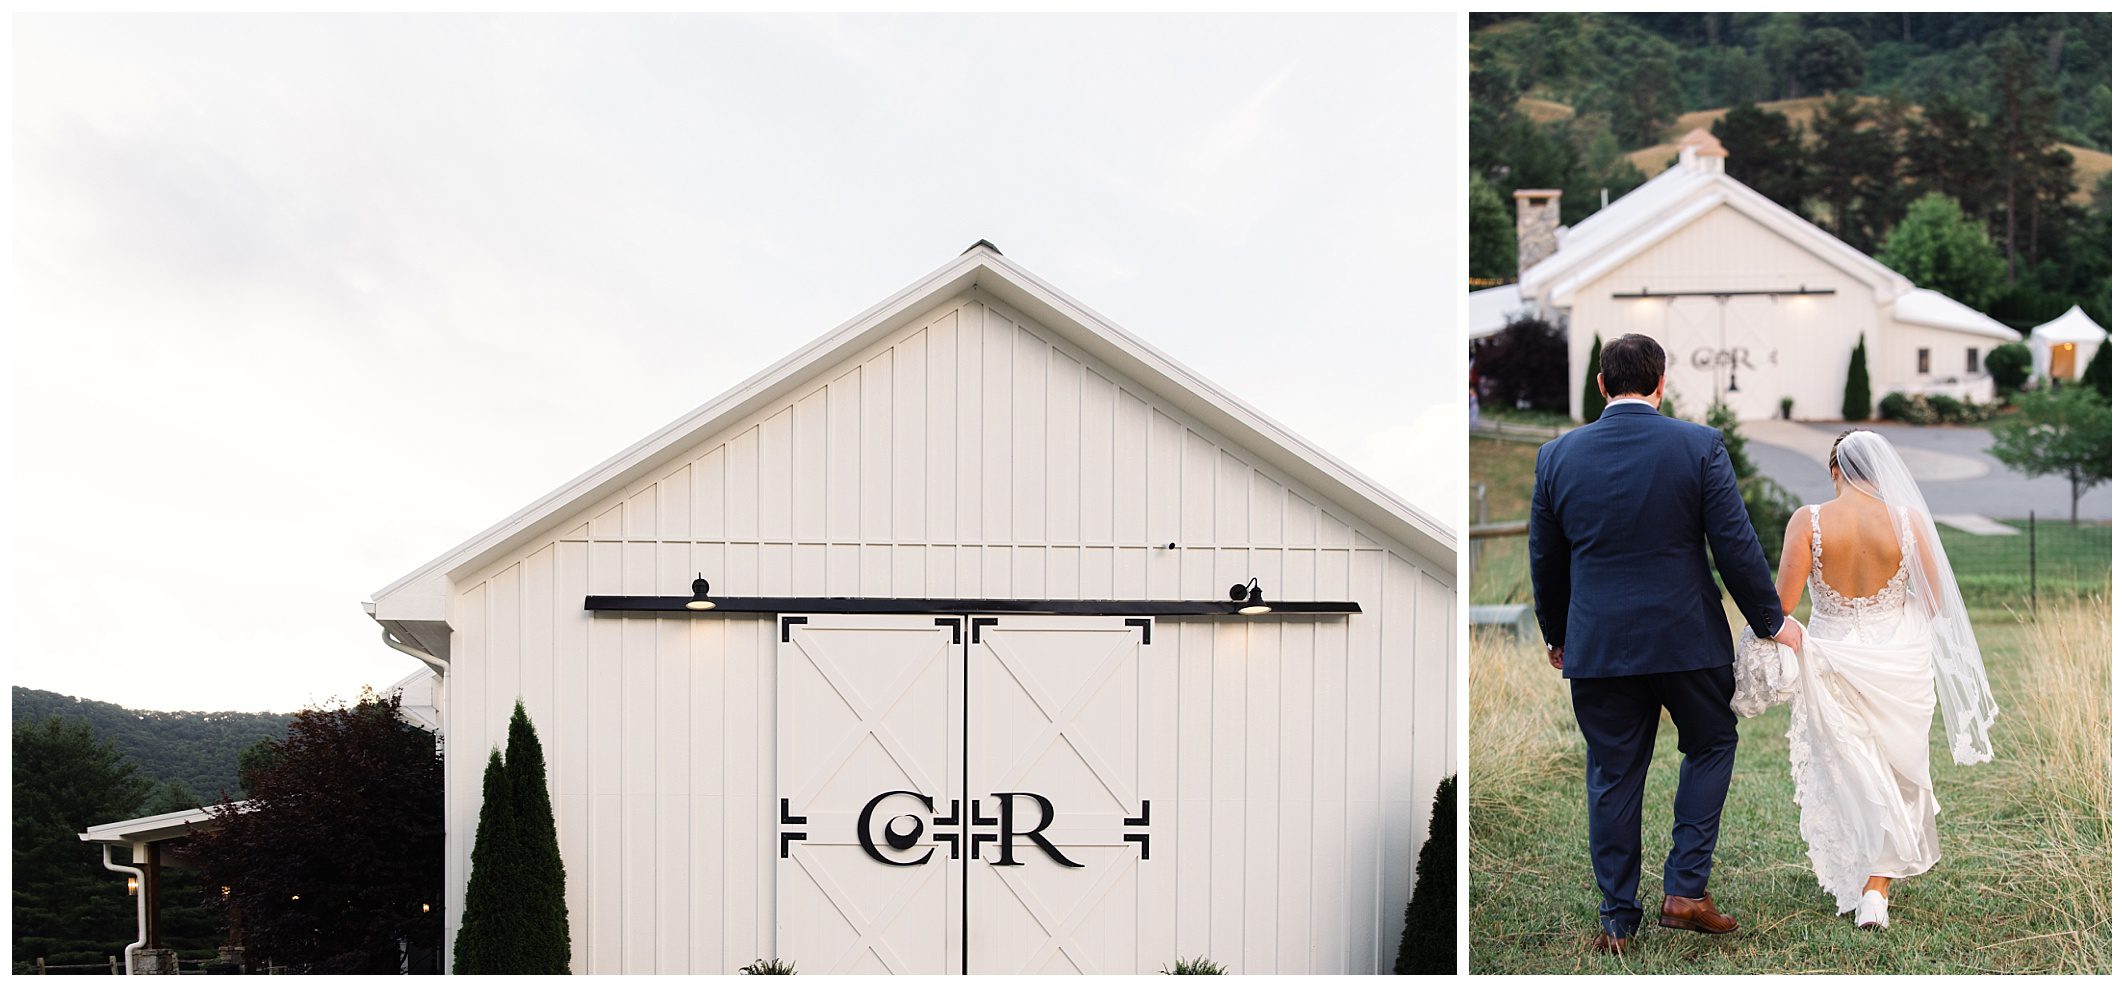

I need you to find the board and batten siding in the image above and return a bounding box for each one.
[1572,203,1880,422]
[440,288,1454,974]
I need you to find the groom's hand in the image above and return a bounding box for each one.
[1772,616,1806,652]
[1546,644,1564,670]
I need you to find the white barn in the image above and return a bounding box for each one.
[1473,129,2023,421]
[365,243,1458,975]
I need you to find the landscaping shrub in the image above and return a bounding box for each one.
[1842,337,1872,421]
[1394,776,1457,974]
[1986,341,2033,397]
[1476,315,1570,414]
[1581,333,1605,422]
[1163,957,1226,975]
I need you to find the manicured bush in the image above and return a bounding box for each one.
[1878,391,1920,423]
[1743,476,1804,573]
[507,704,570,973]
[1394,776,1457,974]
[1581,334,1605,422]
[1925,393,1968,423]
[1842,337,1872,421]
[454,703,570,974]
[1986,341,2033,397]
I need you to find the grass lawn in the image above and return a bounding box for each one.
[1469,596,2111,974]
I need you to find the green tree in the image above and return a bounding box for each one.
[1987,32,2064,286]
[1808,93,1905,253]
[1876,192,2010,309]
[1712,101,1806,212]
[1987,385,2112,524]
[1843,336,1873,421]
[505,704,571,973]
[12,717,154,966]
[1394,776,1457,974]
[193,691,443,975]
[1581,334,1606,423]
[1985,341,2034,397]
[1469,173,1515,281]
[1795,26,1866,93]
[453,751,515,974]
[143,779,203,816]
[1601,55,1683,145]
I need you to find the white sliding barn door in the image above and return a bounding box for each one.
[965,616,1172,975]
[776,615,963,974]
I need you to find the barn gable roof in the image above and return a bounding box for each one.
[366,243,1454,651]
[1519,162,1914,309]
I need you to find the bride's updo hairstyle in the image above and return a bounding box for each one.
[1829,428,1885,496]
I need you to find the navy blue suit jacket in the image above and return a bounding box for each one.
[1527,401,1784,679]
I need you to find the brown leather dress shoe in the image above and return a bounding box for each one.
[1659,893,1739,934]
[1591,930,1631,955]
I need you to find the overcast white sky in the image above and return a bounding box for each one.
[12,13,1466,713]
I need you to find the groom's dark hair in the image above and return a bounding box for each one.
[1600,333,1665,397]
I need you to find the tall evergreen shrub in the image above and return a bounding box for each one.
[453,751,515,974]
[453,703,572,974]
[1394,776,1457,974]
[2081,338,2111,400]
[1842,337,1872,421]
[1581,334,1605,422]
[506,703,571,973]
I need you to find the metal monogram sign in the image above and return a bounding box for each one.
[780,793,1151,866]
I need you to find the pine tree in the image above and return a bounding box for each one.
[1842,336,1872,421]
[505,703,571,973]
[453,750,516,974]
[2081,338,2111,400]
[1394,776,1456,974]
[12,717,153,966]
[1581,334,1605,422]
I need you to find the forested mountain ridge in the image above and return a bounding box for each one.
[1473,12,2111,150]
[12,687,289,806]
[1469,12,2112,331]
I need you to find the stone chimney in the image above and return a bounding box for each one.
[1676,127,1728,175]
[1514,189,1562,274]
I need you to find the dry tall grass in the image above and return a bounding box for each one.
[1992,593,2111,971]
[1467,629,1575,821]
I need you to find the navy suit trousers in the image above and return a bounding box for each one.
[1568,664,1738,937]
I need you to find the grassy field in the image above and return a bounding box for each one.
[1469,594,2112,974]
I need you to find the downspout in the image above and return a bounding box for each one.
[100,844,147,975]
[381,627,448,676]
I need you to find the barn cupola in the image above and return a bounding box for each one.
[1676,127,1728,175]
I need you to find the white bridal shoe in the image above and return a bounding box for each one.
[1854,890,1890,930]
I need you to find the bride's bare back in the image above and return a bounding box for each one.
[1812,496,1906,598]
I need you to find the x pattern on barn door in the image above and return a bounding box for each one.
[776,614,1168,974]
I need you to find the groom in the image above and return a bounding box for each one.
[1527,333,1803,953]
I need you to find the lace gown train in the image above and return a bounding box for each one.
[1786,505,1941,914]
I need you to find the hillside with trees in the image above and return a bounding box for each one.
[12,687,290,804]
[1469,12,2111,331]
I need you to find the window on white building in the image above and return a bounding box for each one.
[1967,347,1980,374]
[1918,348,1931,374]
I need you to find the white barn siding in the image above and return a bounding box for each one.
[1573,204,1878,421]
[436,289,1453,974]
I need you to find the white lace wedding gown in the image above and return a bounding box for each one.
[1787,504,1941,914]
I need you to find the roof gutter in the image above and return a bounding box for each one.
[99,844,147,975]
[381,627,447,676]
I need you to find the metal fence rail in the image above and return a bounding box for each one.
[1471,512,2110,614]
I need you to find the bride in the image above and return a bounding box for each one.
[1771,428,1999,930]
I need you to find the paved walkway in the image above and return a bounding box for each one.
[1739,420,2111,522]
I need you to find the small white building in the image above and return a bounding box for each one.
[366,243,1458,975]
[2029,304,2110,383]
[1474,129,2024,421]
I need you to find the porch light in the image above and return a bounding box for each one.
[686,574,716,611]
[127,876,138,895]
[421,903,431,914]
[1230,579,1271,615]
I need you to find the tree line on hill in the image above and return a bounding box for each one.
[12,687,291,806]
[12,688,443,973]
[1470,12,2111,332]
